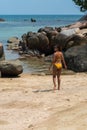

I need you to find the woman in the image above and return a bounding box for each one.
[49,46,67,91]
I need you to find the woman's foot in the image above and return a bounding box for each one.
[53,86,56,92]
[58,86,60,90]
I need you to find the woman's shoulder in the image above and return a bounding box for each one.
[57,51,62,55]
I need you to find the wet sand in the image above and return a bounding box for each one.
[0,73,87,130]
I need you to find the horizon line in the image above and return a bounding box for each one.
[0,13,84,15]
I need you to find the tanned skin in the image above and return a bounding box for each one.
[49,46,67,91]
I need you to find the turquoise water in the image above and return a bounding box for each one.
[0,15,83,73]
[0,15,83,40]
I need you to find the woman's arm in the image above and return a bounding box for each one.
[61,53,67,69]
[49,54,56,70]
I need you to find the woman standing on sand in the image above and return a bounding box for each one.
[49,46,67,91]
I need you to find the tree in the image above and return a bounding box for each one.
[73,0,87,12]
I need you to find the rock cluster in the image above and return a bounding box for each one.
[0,43,23,77]
[6,15,87,72]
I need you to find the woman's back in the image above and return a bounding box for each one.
[54,51,62,63]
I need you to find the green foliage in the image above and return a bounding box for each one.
[72,0,87,11]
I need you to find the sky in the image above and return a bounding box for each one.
[0,0,84,15]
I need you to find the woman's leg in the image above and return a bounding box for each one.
[53,66,57,91]
[57,69,62,90]
[53,75,56,91]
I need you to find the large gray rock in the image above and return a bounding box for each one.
[27,34,39,50]
[22,32,50,55]
[0,43,5,61]
[38,27,58,39]
[0,60,23,76]
[7,37,20,43]
[64,34,87,51]
[38,26,55,33]
[60,28,80,36]
[65,44,87,72]
[36,33,49,55]
[7,37,20,50]
[52,33,68,49]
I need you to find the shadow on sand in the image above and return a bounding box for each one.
[33,89,53,93]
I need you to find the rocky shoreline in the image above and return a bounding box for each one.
[0,43,23,77]
[6,15,87,73]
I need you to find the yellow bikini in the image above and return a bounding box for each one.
[54,63,62,69]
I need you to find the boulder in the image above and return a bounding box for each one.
[65,21,87,30]
[65,44,87,72]
[7,37,20,43]
[7,37,20,50]
[52,33,68,50]
[0,18,5,22]
[60,28,80,36]
[64,34,87,51]
[31,18,36,22]
[38,27,58,40]
[0,60,23,76]
[22,32,50,55]
[22,33,27,41]
[36,33,49,55]
[27,34,39,50]
[0,43,5,61]
[38,26,55,33]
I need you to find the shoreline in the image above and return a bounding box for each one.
[0,73,87,130]
[0,14,87,129]
[1,14,87,74]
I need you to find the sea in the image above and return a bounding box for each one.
[0,15,83,73]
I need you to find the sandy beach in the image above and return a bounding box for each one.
[0,73,87,130]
